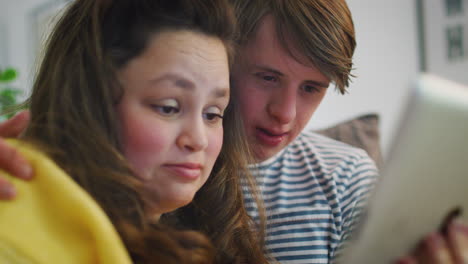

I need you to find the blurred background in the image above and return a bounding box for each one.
[0,0,466,156]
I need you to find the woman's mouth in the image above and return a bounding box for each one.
[163,163,202,181]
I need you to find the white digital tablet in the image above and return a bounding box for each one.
[338,74,468,264]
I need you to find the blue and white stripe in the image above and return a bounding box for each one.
[243,131,378,264]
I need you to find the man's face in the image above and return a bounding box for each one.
[232,16,330,162]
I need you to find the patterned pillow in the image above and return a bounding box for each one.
[315,113,383,169]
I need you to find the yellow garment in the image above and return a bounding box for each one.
[0,139,132,264]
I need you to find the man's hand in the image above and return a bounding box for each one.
[0,110,32,199]
[396,220,468,264]
[0,110,30,137]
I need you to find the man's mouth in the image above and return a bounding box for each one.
[255,127,288,146]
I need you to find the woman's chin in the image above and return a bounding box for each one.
[147,195,195,217]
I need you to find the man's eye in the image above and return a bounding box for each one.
[263,75,277,82]
[256,73,278,82]
[302,85,320,93]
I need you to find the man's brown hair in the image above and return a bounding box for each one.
[230,0,356,94]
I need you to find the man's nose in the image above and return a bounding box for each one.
[267,86,297,124]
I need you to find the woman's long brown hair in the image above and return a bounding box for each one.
[22,0,268,263]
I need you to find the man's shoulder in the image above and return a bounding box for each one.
[284,131,377,175]
[254,131,378,179]
[291,130,370,159]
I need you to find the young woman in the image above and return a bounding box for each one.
[0,0,269,263]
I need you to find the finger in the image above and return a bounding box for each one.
[0,110,30,138]
[0,139,32,179]
[415,232,455,264]
[446,220,468,264]
[0,175,16,200]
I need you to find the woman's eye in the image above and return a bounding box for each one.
[158,106,179,115]
[204,113,223,121]
[204,106,223,122]
[152,99,180,116]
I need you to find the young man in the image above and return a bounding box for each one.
[1,0,467,263]
[227,1,468,263]
[230,0,377,262]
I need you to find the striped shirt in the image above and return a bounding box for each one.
[243,131,379,264]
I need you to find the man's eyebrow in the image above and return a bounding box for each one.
[254,65,284,76]
[254,65,329,88]
[304,80,330,88]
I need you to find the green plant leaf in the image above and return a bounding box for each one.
[0,88,21,111]
[0,88,21,97]
[0,68,18,82]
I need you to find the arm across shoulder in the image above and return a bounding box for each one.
[0,139,131,264]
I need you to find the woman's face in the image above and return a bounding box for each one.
[116,30,230,216]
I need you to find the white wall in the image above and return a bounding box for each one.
[0,0,60,100]
[307,0,420,156]
[0,19,6,67]
[423,0,468,85]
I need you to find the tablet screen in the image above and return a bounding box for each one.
[338,74,468,264]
